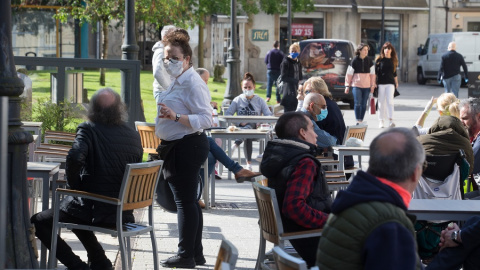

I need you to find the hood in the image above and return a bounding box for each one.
[260,138,318,179]
[428,115,468,139]
[331,171,407,214]
[152,41,164,52]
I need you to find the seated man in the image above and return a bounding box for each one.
[300,93,337,149]
[31,88,144,270]
[260,111,332,267]
[317,128,425,269]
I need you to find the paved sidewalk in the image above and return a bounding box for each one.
[47,82,468,269]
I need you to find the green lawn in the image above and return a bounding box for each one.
[26,69,267,123]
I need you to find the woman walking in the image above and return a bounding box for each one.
[280,43,303,112]
[155,28,212,268]
[375,41,399,128]
[345,43,376,124]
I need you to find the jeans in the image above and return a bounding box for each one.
[266,69,281,102]
[352,87,370,121]
[163,133,209,258]
[443,74,461,98]
[30,209,109,269]
[200,137,243,181]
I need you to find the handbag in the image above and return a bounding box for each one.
[369,94,376,115]
[394,87,400,97]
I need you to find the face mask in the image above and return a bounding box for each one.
[290,52,299,59]
[243,90,254,97]
[163,59,184,78]
[316,108,328,121]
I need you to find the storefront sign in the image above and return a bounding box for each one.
[252,30,269,41]
[292,24,313,37]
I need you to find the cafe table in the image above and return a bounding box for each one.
[218,115,278,127]
[408,199,480,221]
[332,145,370,171]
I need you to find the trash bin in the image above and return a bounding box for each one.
[25,52,36,71]
[50,73,85,103]
[468,72,480,98]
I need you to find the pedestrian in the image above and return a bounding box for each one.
[317,128,425,270]
[345,43,376,124]
[225,72,272,171]
[280,43,303,112]
[375,41,399,128]
[30,88,143,270]
[438,42,468,98]
[264,40,284,103]
[155,28,212,268]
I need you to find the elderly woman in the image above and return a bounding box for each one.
[154,28,212,268]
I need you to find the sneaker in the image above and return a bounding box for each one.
[266,97,271,102]
[246,163,253,171]
[389,121,396,127]
[160,255,195,268]
[255,154,263,162]
[379,120,384,128]
[230,144,238,155]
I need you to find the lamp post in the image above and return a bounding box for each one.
[380,0,385,47]
[222,0,241,106]
[287,0,292,48]
[0,0,37,268]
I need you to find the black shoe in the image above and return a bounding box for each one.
[195,255,206,265]
[90,258,113,270]
[160,255,195,268]
[66,261,90,270]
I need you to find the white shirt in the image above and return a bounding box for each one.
[155,67,213,141]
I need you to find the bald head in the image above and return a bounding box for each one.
[304,93,325,110]
[88,88,127,125]
[96,89,116,107]
[448,42,456,51]
[196,68,210,84]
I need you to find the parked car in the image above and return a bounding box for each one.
[417,32,480,85]
[299,39,356,108]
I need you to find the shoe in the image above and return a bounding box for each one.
[230,144,238,155]
[90,257,113,270]
[246,163,253,171]
[379,120,384,128]
[266,97,271,102]
[389,121,396,127]
[255,154,263,162]
[194,255,206,265]
[66,262,90,270]
[160,255,195,268]
[198,199,205,209]
[235,169,262,183]
[215,174,222,180]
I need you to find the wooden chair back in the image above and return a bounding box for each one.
[44,130,76,144]
[135,122,161,154]
[121,162,163,211]
[214,239,239,270]
[342,125,367,144]
[252,181,283,245]
[272,246,309,270]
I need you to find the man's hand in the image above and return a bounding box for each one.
[439,223,461,251]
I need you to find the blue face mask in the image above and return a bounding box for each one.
[316,108,328,121]
[290,52,299,59]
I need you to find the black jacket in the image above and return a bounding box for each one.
[375,57,397,85]
[439,50,468,80]
[60,121,143,224]
[316,97,346,145]
[280,56,303,111]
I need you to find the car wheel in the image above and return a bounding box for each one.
[417,70,427,85]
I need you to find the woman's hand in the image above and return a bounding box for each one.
[344,87,349,94]
[158,103,176,121]
[370,84,376,93]
[423,96,437,114]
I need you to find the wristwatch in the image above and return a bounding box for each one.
[174,113,181,122]
[452,230,461,244]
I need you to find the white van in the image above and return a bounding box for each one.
[417,32,480,84]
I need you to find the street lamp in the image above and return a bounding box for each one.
[222,0,241,106]
[380,0,385,46]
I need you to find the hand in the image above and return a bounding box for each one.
[158,103,176,121]
[370,85,376,93]
[345,87,349,94]
[423,96,436,113]
[439,223,460,251]
[210,101,218,109]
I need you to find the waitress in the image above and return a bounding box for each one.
[155,28,212,268]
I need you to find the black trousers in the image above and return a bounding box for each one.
[161,133,209,258]
[30,209,108,268]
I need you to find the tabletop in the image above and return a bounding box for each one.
[408,199,480,221]
[219,115,279,125]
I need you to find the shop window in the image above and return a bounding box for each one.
[361,19,400,61]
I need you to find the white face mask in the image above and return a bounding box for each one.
[163,59,184,78]
[243,90,254,97]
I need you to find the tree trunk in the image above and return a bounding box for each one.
[100,19,109,86]
[198,15,205,68]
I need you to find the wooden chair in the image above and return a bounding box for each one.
[214,239,239,270]
[342,124,367,144]
[135,121,161,155]
[272,246,319,270]
[252,182,322,270]
[48,160,164,270]
[43,130,76,144]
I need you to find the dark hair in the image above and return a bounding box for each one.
[162,28,192,65]
[367,128,425,183]
[275,112,309,139]
[88,88,127,125]
[273,40,280,48]
[242,72,256,85]
[378,41,398,70]
[355,43,369,56]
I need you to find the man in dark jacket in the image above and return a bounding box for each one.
[438,42,468,98]
[31,88,143,270]
[317,128,425,270]
[264,40,284,103]
[260,112,331,267]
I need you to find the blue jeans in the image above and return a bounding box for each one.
[443,74,461,98]
[266,69,281,102]
[352,87,370,121]
[200,137,243,181]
